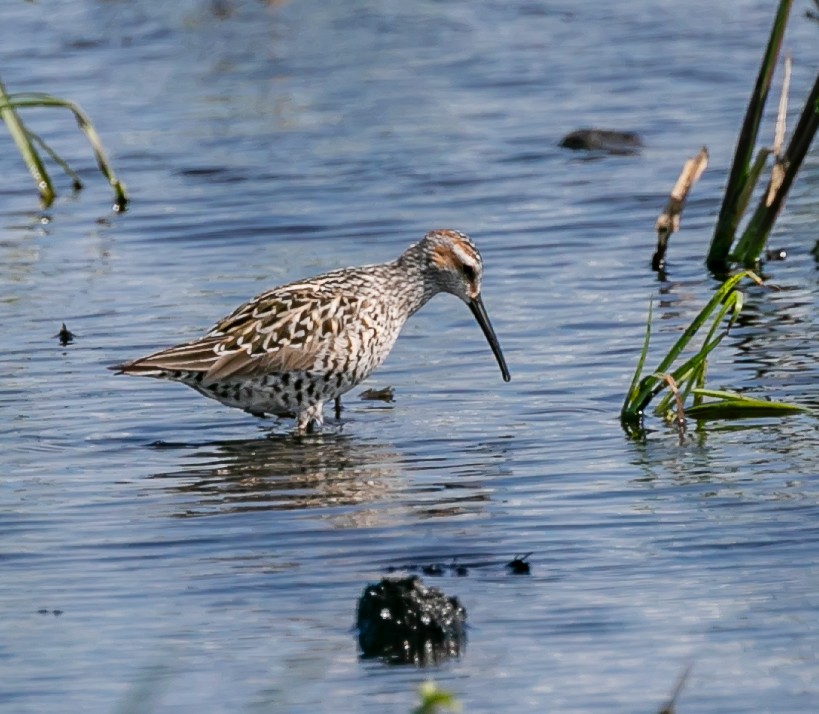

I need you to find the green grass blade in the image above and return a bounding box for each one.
[27,128,83,190]
[728,147,771,236]
[689,356,708,404]
[68,100,128,210]
[700,279,744,346]
[694,388,744,400]
[650,326,731,416]
[621,298,653,417]
[623,272,756,419]
[653,271,751,375]
[3,92,128,210]
[733,70,819,265]
[650,282,746,415]
[0,79,54,206]
[707,0,793,270]
[653,331,724,417]
[686,396,810,420]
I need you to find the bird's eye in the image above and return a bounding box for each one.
[462,264,477,282]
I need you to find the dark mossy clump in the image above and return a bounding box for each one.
[559,128,642,154]
[355,575,467,666]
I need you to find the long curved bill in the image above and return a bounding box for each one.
[468,295,511,382]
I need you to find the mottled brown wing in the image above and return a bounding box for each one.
[110,336,225,375]
[203,344,319,382]
[115,282,353,380]
[205,281,347,342]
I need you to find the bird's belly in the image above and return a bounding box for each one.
[189,367,365,416]
[176,318,403,416]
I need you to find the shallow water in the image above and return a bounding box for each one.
[1,1,818,712]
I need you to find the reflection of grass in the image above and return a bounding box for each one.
[621,271,809,433]
[0,76,127,210]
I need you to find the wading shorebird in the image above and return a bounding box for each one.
[111,229,511,433]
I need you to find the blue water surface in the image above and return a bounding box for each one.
[1,1,818,712]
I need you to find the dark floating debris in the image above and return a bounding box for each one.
[421,563,446,577]
[388,555,543,577]
[452,559,469,577]
[359,386,395,402]
[506,553,532,575]
[36,608,63,616]
[148,440,198,450]
[765,248,787,261]
[388,559,468,577]
[559,128,643,155]
[55,323,75,346]
[356,576,467,666]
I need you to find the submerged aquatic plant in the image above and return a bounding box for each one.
[0,76,127,210]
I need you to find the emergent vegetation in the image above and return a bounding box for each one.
[707,0,817,269]
[620,271,809,432]
[626,0,816,432]
[0,76,127,210]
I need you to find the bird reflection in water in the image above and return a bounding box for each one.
[147,432,504,527]
[149,434,407,525]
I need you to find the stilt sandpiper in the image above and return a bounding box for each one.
[111,229,510,433]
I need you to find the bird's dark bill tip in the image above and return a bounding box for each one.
[468,296,510,383]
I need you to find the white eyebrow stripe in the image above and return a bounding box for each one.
[452,243,481,267]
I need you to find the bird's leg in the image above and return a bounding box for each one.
[334,396,342,420]
[296,403,324,435]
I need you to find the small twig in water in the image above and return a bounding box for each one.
[653,147,708,270]
[658,373,686,438]
[766,53,791,207]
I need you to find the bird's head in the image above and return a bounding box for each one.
[414,229,510,382]
[420,229,485,303]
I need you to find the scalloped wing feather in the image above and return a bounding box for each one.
[203,343,321,382]
[110,337,224,375]
[113,282,359,381]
